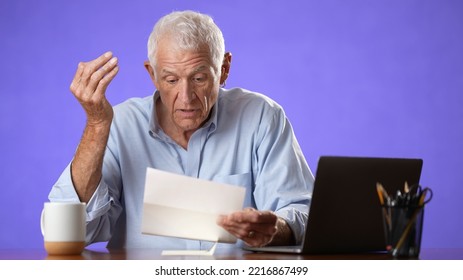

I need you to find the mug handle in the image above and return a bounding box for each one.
[40,208,45,236]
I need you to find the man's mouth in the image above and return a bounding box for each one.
[177,109,198,117]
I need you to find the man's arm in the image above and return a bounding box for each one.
[69,51,119,203]
[218,93,313,247]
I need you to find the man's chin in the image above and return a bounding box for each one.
[175,120,203,132]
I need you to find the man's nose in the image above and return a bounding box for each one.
[178,80,195,103]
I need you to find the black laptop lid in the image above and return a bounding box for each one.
[303,156,423,254]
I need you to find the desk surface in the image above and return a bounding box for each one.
[0,248,462,260]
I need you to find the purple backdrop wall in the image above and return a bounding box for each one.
[1,0,462,249]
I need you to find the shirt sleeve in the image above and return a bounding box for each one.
[48,144,123,245]
[253,104,314,244]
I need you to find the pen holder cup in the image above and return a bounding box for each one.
[381,205,424,258]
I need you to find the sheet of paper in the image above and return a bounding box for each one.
[142,168,246,243]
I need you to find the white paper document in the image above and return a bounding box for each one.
[142,168,246,244]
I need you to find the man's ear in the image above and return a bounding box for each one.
[220,52,232,85]
[144,61,157,85]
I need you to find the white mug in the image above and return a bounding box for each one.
[41,202,86,255]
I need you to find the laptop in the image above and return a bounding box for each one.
[244,156,423,254]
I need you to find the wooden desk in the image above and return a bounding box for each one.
[1,248,462,260]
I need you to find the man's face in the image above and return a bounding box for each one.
[147,38,222,136]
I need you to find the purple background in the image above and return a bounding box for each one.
[1,0,462,249]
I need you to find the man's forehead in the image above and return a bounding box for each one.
[155,49,215,74]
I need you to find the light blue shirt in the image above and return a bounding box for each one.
[49,88,314,249]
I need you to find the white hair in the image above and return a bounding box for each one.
[147,10,225,75]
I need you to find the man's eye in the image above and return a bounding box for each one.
[166,78,178,84]
[193,75,207,83]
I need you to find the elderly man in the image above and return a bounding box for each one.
[50,10,314,250]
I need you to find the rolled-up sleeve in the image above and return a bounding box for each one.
[48,145,123,245]
[253,104,314,244]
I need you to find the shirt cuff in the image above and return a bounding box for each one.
[85,179,114,221]
[275,206,309,245]
[49,163,114,222]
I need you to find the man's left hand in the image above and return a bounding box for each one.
[217,208,292,247]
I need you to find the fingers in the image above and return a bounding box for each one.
[70,51,118,99]
[218,208,278,247]
[96,59,119,95]
[80,51,114,84]
[70,62,85,93]
[69,51,119,125]
[222,222,275,247]
[235,208,278,224]
[71,52,111,91]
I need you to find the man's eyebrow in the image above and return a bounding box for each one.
[160,69,177,76]
[192,65,208,73]
[159,65,210,77]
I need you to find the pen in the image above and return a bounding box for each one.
[376,183,391,227]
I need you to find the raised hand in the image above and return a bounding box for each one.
[70,51,119,126]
